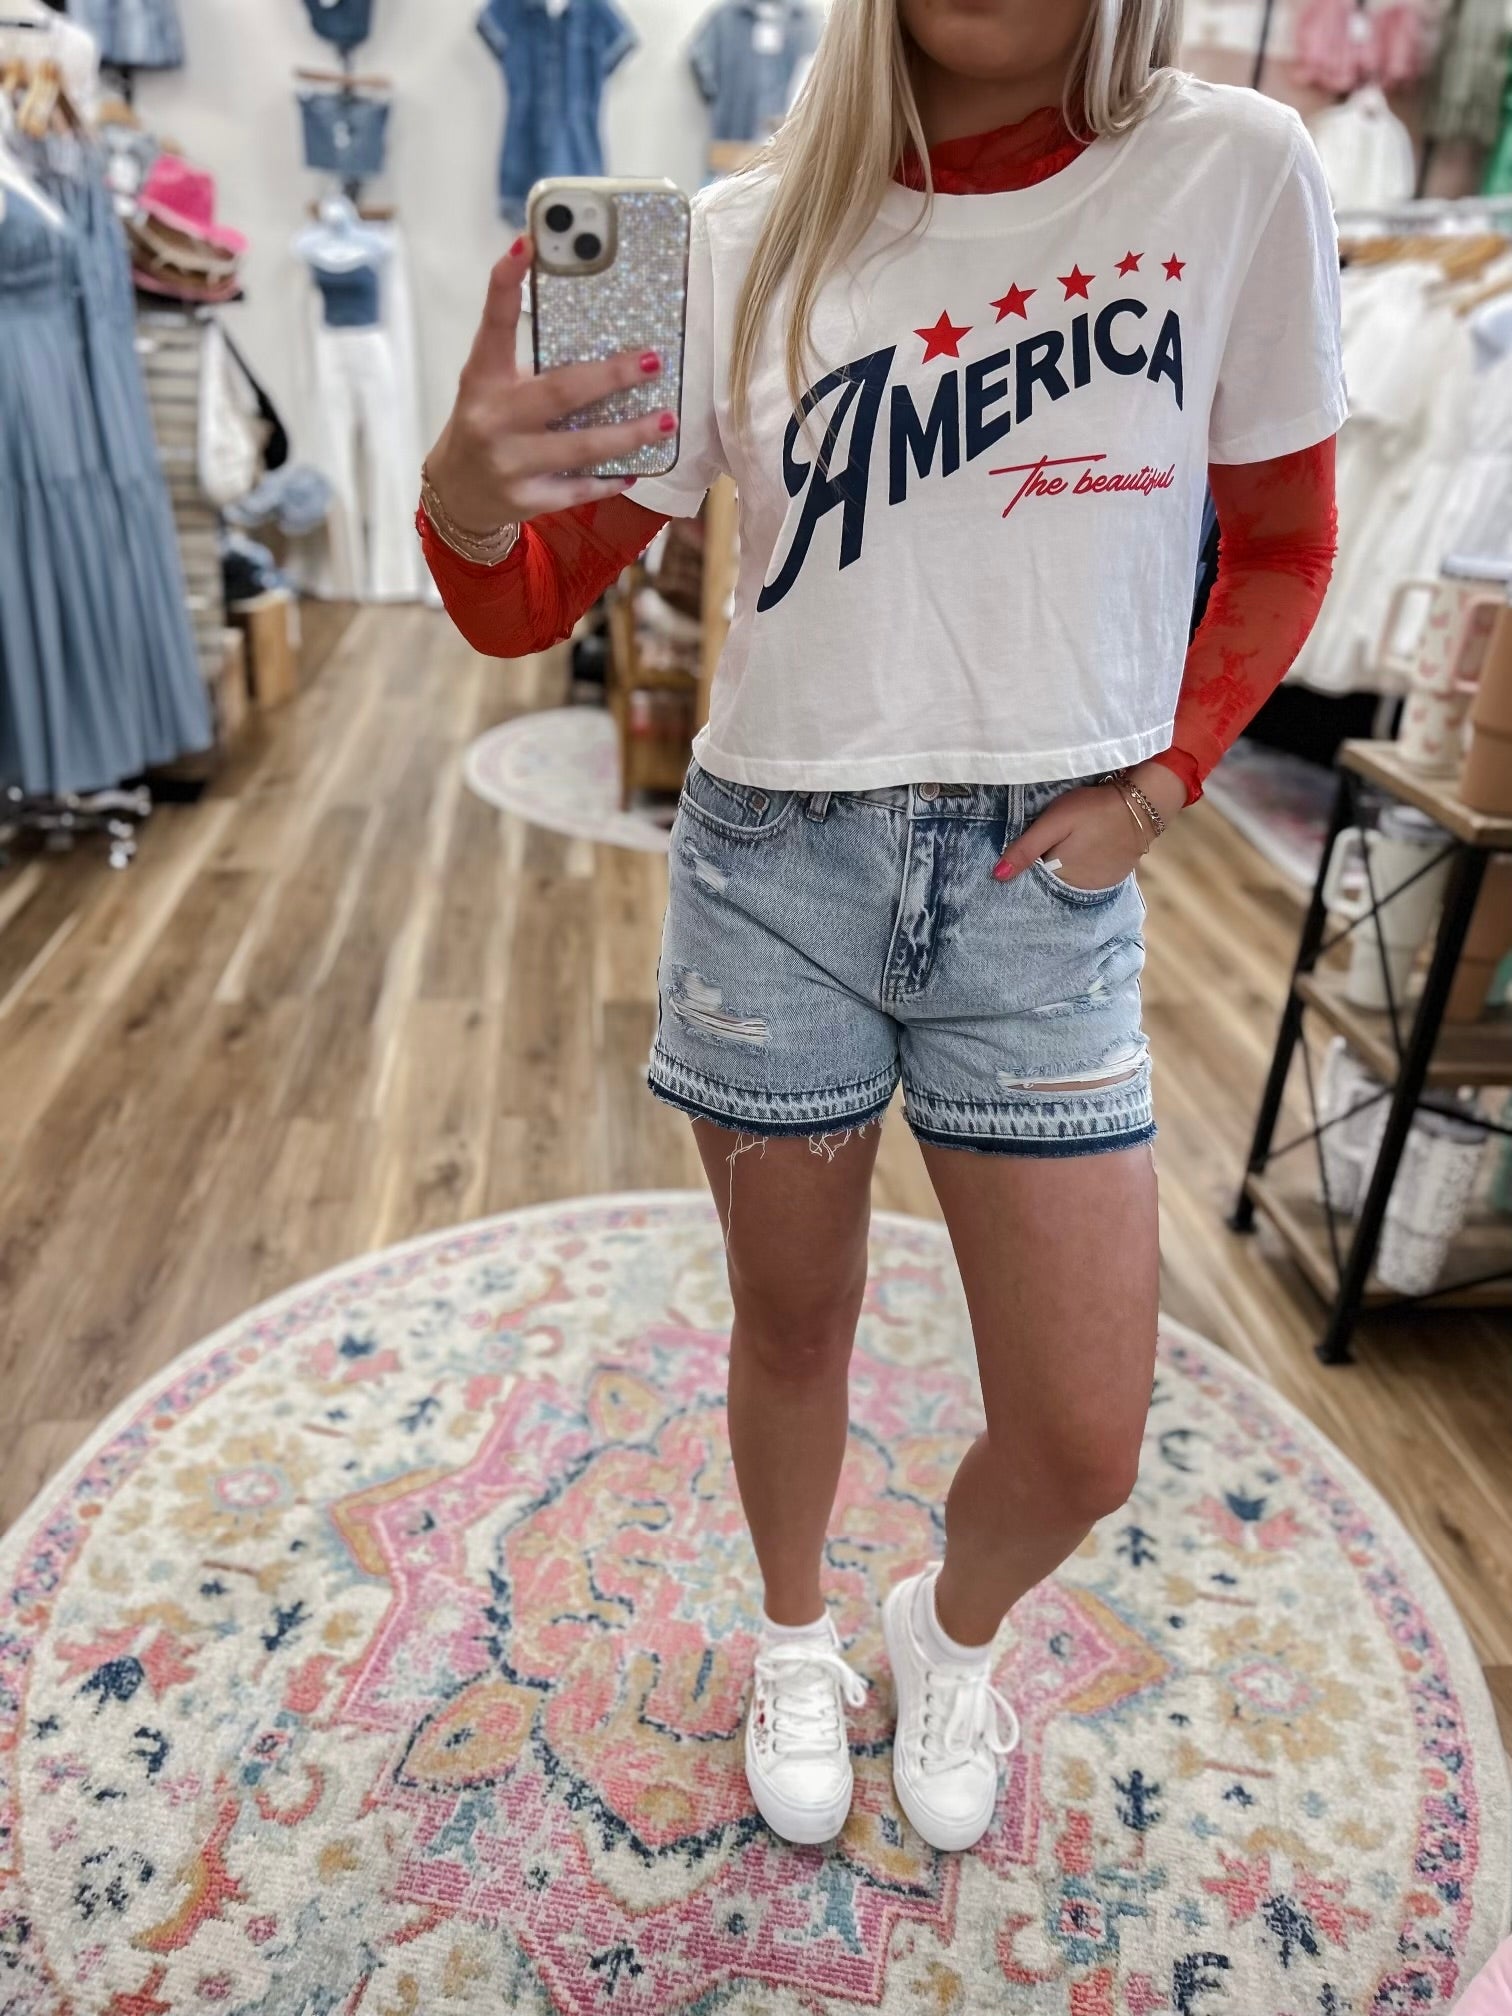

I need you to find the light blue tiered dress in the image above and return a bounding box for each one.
[0,153,210,797]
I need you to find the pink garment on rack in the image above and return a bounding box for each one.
[1294,0,1427,93]
[1454,1937,1512,2014]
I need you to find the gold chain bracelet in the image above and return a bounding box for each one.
[419,464,521,568]
[1104,768,1167,846]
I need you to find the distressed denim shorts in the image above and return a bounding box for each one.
[646,762,1155,1158]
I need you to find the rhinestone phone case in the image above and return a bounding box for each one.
[529,179,691,480]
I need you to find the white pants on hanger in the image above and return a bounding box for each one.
[311,323,423,602]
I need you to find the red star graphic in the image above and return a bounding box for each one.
[1116,250,1143,276]
[990,281,1036,321]
[915,310,972,361]
[1058,264,1094,300]
[1163,253,1186,281]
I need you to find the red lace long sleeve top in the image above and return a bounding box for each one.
[419,109,1338,804]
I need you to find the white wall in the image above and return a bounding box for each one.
[134,0,720,463]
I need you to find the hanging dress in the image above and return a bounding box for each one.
[37,140,211,771]
[0,179,142,793]
[0,144,210,795]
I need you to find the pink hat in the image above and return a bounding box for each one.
[138,155,247,258]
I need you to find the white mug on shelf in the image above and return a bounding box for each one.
[1378,572,1503,774]
[1321,806,1453,1012]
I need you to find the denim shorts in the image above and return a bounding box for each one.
[647,762,1154,1158]
[299,93,391,181]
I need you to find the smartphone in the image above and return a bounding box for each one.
[527,177,691,480]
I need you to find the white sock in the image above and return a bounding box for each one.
[761,1607,833,1644]
[913,1571,992,1672]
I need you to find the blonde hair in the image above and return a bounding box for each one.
[729,0,1186,429]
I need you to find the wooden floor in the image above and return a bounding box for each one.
[2,603,1509,1753]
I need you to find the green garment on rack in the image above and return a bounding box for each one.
[1486,50,1512,193]
[1430,0,1508,149]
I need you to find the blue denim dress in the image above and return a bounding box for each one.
[302,0,375,53]
[689,0,817,144]
[0,155,209,795]
[69,0,183,70]
[478,0,638,221]
[299,93,391,180]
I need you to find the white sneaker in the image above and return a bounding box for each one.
[883,1571,1020,1852]
[745,1618,869,1845]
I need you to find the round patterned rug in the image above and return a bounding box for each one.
[464,711,673,853]
[1,1195,1506,2015]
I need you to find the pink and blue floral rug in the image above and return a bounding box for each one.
[0,1194,1506,2013]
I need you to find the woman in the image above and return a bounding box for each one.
[419,0,1344,1854]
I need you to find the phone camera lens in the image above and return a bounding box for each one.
[573,231,603,263]
[544,202,573,234]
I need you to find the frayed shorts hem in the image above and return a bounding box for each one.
[905,1117,1158,1160]
[647,1051,1157,1158]
[646,1054,895,1141]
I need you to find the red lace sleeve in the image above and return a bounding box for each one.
[419,494,670,658]
[1154,438,1339,804]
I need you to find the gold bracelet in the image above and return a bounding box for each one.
[1116,787,1153,854]
[419,464,520,568]
[1105,768,1166,845]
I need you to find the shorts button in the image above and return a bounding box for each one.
[750,790,769,811]
[917,781,939,801]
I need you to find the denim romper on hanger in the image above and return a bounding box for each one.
[688,0,818,144]
[477,0,638,220]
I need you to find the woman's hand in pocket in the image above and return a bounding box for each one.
[993,765,1184,889]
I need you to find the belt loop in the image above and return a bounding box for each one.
[1005,783,1025,851]
[805,791,833,822]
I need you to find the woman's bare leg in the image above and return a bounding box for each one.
[918,1140,1159,1647]
[692,1117,883,1626]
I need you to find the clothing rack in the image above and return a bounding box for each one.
[1,787,151,870]
[1251,0,1280,89]
[1337,192,1512,228]
[1416,0,1466,196]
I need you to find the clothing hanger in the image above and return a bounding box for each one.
[1451,258,1512,318]
[95,92,142,130]
[304,195,394,221]
[0,93,65,225]
[18,56,84,138]
[294,65,390,92]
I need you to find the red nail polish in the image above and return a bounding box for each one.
[639,350,661,375]
[658,411,678,435]
[509,235,527,257]
[994,862,1016,881]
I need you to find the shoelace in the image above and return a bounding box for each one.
[752,1640,869,1762]
[918,1666,1021,1778]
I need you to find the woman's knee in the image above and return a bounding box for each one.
[1048,1436,1143,1527]
[727,1250,865,1382]
[991,1421,1143,1529]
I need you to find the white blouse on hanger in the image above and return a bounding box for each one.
[0,1,100,121]
[1309,85,1415,212]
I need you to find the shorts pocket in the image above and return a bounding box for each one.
[1030,858,1134,909]
[678,758,797,843]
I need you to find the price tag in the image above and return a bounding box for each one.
[752,13,784,54]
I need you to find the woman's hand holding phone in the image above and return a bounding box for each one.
[424,236,677,535]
